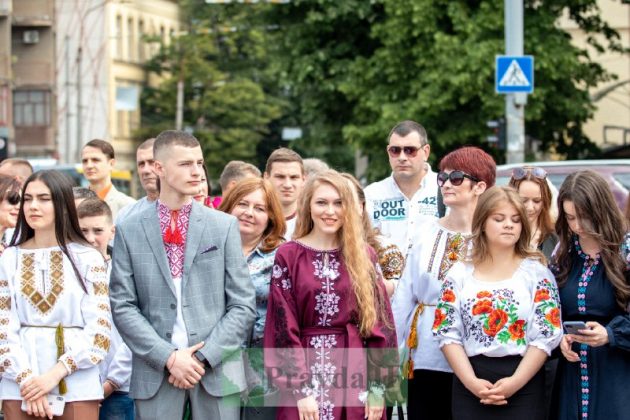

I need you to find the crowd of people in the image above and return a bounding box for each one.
[0,120,625,420]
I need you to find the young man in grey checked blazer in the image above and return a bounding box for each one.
[110,130,256,419]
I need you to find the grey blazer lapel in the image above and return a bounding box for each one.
[183,202,206,288]
[141,209,176,297]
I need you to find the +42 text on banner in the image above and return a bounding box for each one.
[495,55,534,94]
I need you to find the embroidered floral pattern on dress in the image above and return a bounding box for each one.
[437,233,469,281]
[15,368,32,385]
[0,296,10,311]
[378,244,405,281]
[533,278,562,336]
[60,356,78,374]
[308,334,338,420]
[272,264,291,290]
[434,279,537,347]
[20,251,65,315]
[93,333,111,352]
[313,253,341,327]
[93,282,109,296]
[574,238,599,420]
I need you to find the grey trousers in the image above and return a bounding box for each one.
[134,379,240,420]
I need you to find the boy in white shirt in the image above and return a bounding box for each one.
[77,198,134,420]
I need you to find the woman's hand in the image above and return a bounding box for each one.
[560,335,580,362]
[464,377,500,403]
[297,395,319,420]
[479,376,523,405]
[21,363,67,401]
[25,395,53,419]
[570,322,610,348]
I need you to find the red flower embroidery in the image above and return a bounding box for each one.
[477,291,493,299]
[472,299,493,315]
[534,289,551,302]
[441,289,456,303]
[508,320,526,340]
[546,308,561,328]
[433,309,446,330]
[484,309,508,337]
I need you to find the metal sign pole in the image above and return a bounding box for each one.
[505,0,526,164]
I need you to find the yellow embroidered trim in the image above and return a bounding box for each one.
[20,251,64,315]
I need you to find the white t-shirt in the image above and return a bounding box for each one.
[365,167,439,255]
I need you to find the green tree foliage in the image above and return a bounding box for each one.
[263,0,625,180]
[139,0,285,180]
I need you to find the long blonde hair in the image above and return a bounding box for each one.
[294,170,381,337]
[472,186,545,265]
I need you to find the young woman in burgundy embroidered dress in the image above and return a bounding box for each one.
[391,146,495,420]
[550,170,630,420]
[433,186,562,420]
[263,170,397,420]
[0,170,111,419]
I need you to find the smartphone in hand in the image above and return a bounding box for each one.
[563,321,588,335]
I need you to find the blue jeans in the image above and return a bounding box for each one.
[100,392,135,420]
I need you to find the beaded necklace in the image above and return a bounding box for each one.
[574,237,600,420]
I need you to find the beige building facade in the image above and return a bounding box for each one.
[0,0,179,168]
[559,1,630,148]
[57,0,180,169]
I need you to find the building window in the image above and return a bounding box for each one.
[127,17,134,62]
[115,15,123,59]
[138,20,145,62]
[13,90,50,127]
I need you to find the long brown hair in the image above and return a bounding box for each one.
[553,170,629,309]
[471,186,545,265]
[508,167,555,244]
[294,170,383,337]
[218,178,286,253]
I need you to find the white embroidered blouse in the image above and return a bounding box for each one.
[391,219,471,373]
[433,258,563,357]
[0,243,111,402]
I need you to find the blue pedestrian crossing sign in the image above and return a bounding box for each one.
[495,55,534,94]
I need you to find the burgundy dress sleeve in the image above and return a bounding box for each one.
[263,246,312,401]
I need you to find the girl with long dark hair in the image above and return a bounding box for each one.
[0,170,111,419]
[551,170,630,420]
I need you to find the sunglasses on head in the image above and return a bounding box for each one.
[512,167,547,181]
[5,191,20,206]
[437,170,480,187]
[387,146,421,158]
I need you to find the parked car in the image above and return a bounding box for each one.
[496,159,630,210]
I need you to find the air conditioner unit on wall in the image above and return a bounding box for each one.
[23,31,39,44]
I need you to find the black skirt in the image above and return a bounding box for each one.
[452,355,545,420]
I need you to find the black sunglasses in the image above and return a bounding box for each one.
[511,167,547,181]
[5,191,20,206]
[387,146,420,158]
[437,171,480,187]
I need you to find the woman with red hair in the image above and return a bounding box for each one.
[392,146,495,419]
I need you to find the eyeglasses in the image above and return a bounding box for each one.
[512,167,547,181]
[5,191,20,206]
[387,146,420,158]
[437,171,480,187]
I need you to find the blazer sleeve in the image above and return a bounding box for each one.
[110,223,176,371]
[198,217,256,367]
